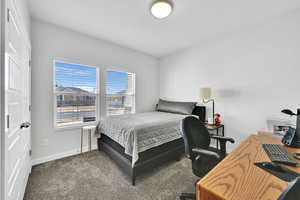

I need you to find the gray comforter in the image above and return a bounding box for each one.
[96,112,187,167]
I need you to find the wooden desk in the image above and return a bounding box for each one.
[197,135,300,200]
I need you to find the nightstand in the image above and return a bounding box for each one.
[206,124,224,149]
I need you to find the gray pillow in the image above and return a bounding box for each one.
[157,99,197,115]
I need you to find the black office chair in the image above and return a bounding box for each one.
[277,177,300,200]
[180,116,235,200]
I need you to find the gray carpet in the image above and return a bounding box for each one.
[24,151,199,200]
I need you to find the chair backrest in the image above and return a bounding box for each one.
[192,106,206,123]
[277,177,300,200]
[181,116,210,160]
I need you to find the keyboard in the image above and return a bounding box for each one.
[262,144,298,166]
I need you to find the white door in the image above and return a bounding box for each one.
[3,0,31,199]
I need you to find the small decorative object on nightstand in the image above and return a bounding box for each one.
[81,125,96,153]
[214,113,221,125]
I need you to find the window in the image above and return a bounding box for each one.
[105,70,135,116]
[54,61,99,127]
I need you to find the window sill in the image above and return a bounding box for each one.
[54,121,98,132]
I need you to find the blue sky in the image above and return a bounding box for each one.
[106,70,127,94]
[55,61,126,94]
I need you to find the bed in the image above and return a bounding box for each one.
[96,100,206,185]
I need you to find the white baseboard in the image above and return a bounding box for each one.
[32,144,98,166]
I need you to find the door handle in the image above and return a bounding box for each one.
[20,122,31,129]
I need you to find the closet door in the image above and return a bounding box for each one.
[3,0,31,199]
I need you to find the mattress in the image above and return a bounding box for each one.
[96,111,188,166]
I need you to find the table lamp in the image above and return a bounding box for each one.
[200,88,215,125]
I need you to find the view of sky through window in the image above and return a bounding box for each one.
[55,61,97,93]
[106,70,127,94]
[55,61,127,94]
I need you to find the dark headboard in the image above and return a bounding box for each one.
[192,106,206,123]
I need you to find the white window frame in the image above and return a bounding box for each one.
[105,69,136,116]
[53,60,100,129]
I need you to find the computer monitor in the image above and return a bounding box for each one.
[282,109,300,148]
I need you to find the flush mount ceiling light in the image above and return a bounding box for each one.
[150,0,173,19]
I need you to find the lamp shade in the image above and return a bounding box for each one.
[200,88,212,100]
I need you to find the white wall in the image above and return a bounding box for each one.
[31,19,159,164]
[17,0,30,38]
[159,11,300,150]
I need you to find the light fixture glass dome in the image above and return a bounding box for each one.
[150,0,173,19]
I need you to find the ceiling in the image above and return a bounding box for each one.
[29,0,300,57]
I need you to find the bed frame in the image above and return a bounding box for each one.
[97,106,206,185]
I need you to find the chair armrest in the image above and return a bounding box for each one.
[211,135,235,159]
[192,148,220,159]
[211,135,235,144]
